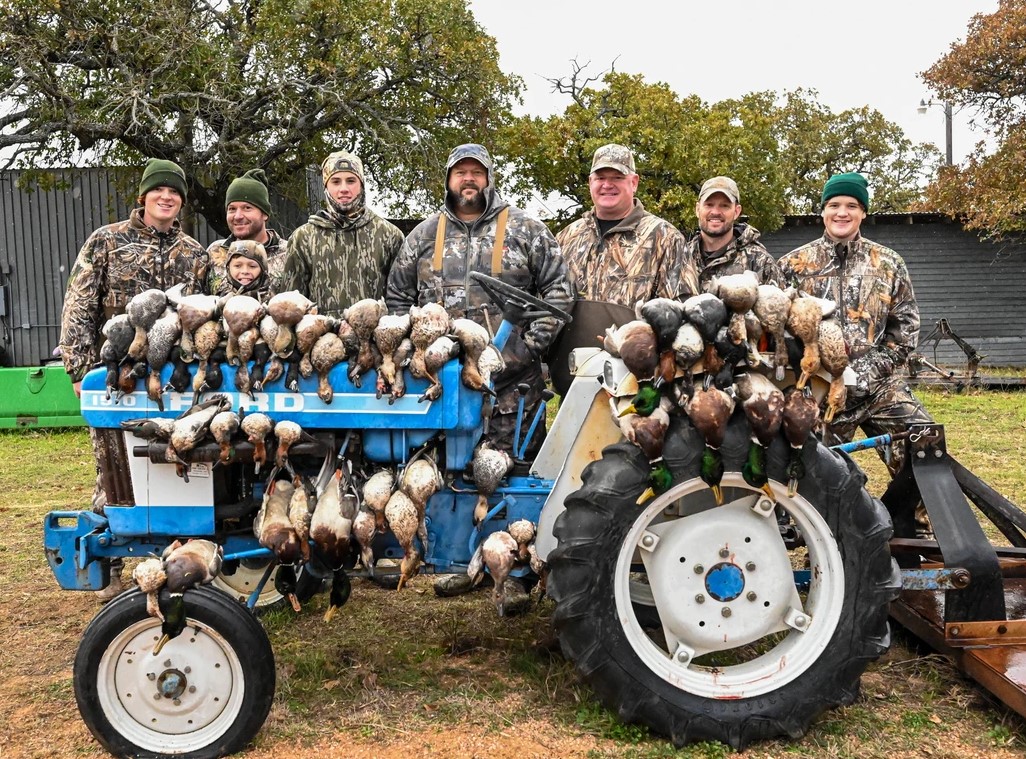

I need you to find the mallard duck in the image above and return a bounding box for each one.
[209,409,240,464]
[125,288,168,360]
[310,332,347,403]
[818,318,849,424]
[132,557,167,621]
[383,489,422,590]
[409,303,452,380]
[735,372,785,500]
[419,336,460,402]
[686,385,736,505]
[152,538,224,655]
[240,411,274,473]
[288,475,316,562]
[362,468,396,531]
[637,459,674,505]
[619,380,662,417]
[254,478,303,565]
[222,295,265,367]
[267,290,316,356]
[174,292,222,362]
[710,272,759,354]
[145,308,181,411]
[373,313,412,398]
[471,442,513,524]
[786,295,823,389]
[605,320,659,381]
[753,285,794,380]
[621,396,672,461]
[782,386,820,496]
[297,314,342,378]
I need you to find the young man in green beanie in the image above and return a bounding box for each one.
[207,168,288,296]
[279,150,404,319]
[778,172,934,533]
[58,157,208,601]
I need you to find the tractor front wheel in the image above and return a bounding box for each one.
[548,414,900,749]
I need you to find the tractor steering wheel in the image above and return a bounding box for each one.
[469,271,573,325]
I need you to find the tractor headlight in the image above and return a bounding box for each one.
[603,360,614,386]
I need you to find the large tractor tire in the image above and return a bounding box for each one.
[74,586,275,759]
[548,411,900,750]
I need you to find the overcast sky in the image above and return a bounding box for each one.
[467,1,998,165]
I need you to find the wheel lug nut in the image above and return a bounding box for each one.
[718,547,729,558]
[722,607,732,617]
[795,615,808,628]
[163,659,172,667]
[695,594,705,604]
[641,535,655,548]
[184,666,191,674]
[147,672,156,681]
[745,561,756,571]
[173,698,181,706]
[676,650,690,663]
[693,564,704,574]
[189,686,196,693]
[747,591,757,601]
[153,693,162,701]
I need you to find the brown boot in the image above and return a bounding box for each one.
[94,559,125,603]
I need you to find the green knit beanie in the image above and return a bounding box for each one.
[821,172,869,212]
[225,168,271,215]
[139,158,188,199]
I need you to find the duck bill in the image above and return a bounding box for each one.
[618,404,638,418]
[711,484,724,506]
[636,487,656,505]
[760,483,776,502]
[787,478,799,497]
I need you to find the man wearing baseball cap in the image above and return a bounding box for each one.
[557,143,698,305]
[779,172,933,534]
[58,157,208,601]
[687,175,782,290]
[207,168,288,298]
[386,142,572,608]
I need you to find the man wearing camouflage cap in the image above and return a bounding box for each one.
[279,150,404,318]
[686,175,782,290]
[59,157,208,601]
[557,143,698,305]
[779,173,933,533]
[207,168,288,297]
[386,143,573,607]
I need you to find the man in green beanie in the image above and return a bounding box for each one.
[279,150,404,319]
[778,172,934,533]
[58,156,208,601]
[207,168,288,297]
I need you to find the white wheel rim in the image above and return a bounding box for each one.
[96,614,247,752]
[614,473,846,699]
[212,560,282,608]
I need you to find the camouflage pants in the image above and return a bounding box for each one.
[822,375,933,477]
[88,429,124,574]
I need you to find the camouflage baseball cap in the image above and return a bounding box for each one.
[321,151,365,186]
[590,144,636,175]
[698,176,740,204]
[446,143,493,173]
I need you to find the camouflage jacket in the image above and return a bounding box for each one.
[278,210,403,319]
[778,233,920,397]
[687,223,784,291]
[385,187,573,359]
[556,201,699,306]
[59,208,208,382]
[206,228,288,300]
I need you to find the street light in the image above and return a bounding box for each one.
[918,98,953,166]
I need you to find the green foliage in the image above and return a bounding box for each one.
[0,0,520,232]
[497,69,936,233]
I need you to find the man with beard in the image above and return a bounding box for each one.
[207,168,288,299]
[279,151,404,318]
[685,175,782,291]
[557,143,698,305]
[386,143,572,608]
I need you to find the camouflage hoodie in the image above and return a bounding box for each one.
[206,228,288,299]
[686,223,783,291]
[556,200,699,306]
[778,233,920,397]
[279,207,403,319]
[59,207,208,382]
[385,186,572,359]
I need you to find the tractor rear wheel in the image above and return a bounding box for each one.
[548,412,899,749]
[74,586,275,759]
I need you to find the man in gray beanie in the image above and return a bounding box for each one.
[207,168,288,296]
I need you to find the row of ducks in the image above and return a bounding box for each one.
[608,272,848,506]
[101,287,505,409]
[467,519,544,617]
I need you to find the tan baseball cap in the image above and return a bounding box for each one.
[698,176,740,204]
[590,143,636,175]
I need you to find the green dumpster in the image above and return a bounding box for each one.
[0,365,85,429]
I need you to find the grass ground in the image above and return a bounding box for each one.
[2,385,1025,758]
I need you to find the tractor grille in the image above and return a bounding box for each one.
[93,429,135,506]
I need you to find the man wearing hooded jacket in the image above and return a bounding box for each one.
[386,143,573,606]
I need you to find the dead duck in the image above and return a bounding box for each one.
[288,475,317,563]
[267,290,316,356]
[817,318,849,425]
[99,341,124,401]
[782,386,820,496]
[706,325,747,391]
[120,416,174,442]
[419,336,460,403]
[401,456,443,511]
[373,313,413,398]
[125,288,168,360]
[388,338,415,403]
[145,308,181,410]
[209,409,240,465]
[506,519,536,562]
[409,303,452,380]
[786,295,824,389]
[637,298,686,353]
[274,419,316,471]
[296,314,342,378]
[744,311,764,367]
[686,385,736,505]
[310,467,358,621]
[480,530,519,617]
[735,371,785,500]
[163,352,192,394]
[710,272,759,355]
[240,411,274,473]
[310,332,347,404]
[132,557,167,621]
[168,395,232,478]
[234,327,260,399]
[173,292,222,362]
[254,478,304,566]
[191,319,223,394]
[203,346,228,392]
[605,320,659,381]
[362,468,396,532]
[152,538,224,655]
[384,489,422,591]
[753,285,795,380]
[250,341,272,392]
[683,292,728,345]
[471,441,513,525]
[222,295,266,366]
[352,506,377,574]
[620,396,672,462]
[259,314,287,384]
[343,298,387,388]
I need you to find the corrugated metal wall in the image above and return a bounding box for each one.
[0,168,310,367]
[762,215,1026,368]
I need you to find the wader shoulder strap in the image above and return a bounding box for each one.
[431,215,447,273]
[491,207,509,276]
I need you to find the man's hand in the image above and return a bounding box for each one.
[73,381,82,398]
